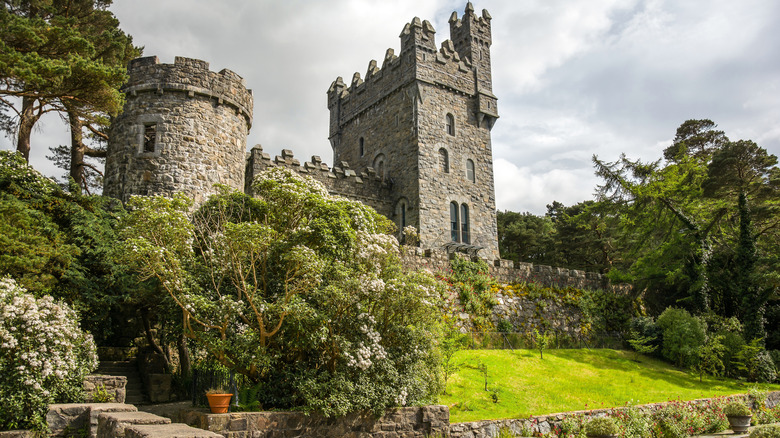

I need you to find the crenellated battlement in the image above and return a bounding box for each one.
[124,56,253,129]
[245,145,394,217]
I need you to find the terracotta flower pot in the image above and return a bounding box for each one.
[206,393,233,414]
[726,414,752,434]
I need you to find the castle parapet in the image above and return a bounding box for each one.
[124,56,253,129]
[245,145,394,217]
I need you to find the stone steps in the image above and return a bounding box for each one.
[96,361,145,405]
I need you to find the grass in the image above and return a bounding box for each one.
[440,349,780,423]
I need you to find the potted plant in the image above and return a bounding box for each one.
[585,416,620,438]
[205,387,233,414]
[724,400,753,434]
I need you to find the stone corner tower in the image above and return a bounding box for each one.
[104,55,253,205]
[327,2,500,260]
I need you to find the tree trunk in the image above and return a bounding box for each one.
[16,96,38,161]
[67,107,85,186]
[178,333,191,379]
[139,307,172,373]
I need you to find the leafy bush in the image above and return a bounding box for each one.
[627,316,662,356]
[649,400,727,438]
[585,417,620,436]
[656,307,705,368]
[446,256,497,331]
[120,169,446,416]
[734,340,778,383]
[612,405,651,438]
[724,400,751,416]
[496,318,514,333]
[0,277,98,431]
[749,425,780,438]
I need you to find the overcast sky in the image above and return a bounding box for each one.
[3,0,779,215]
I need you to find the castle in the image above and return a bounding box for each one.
[104,3,500,260]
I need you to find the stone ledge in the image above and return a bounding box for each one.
[125,424,224,438]
[47,403,137,437]
[97,412,171,438]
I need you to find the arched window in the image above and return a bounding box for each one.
[373,153,386,179]
[446,113,455,136]
[450,202,459,242]
[460,204,470,244]
[466,159,475,182]
[359,137,365,157]
[439,148,449,173]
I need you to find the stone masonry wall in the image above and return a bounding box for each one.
[181,405,449,438]
[105,56,253,206]
[84,375,127,404]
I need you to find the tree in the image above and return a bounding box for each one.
[496,210,556,265]
[0,0,139,171]
[119,168,446,416]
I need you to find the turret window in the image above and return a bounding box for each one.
[446,113,455,136]
[359,137,365,157]
[450,202,471,244]
[143,123,157,153]
[466,159,475,182]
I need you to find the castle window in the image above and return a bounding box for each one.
[450,202,459,242]
[446,113,455,136]
[373,154,386,179]
[460,204,470,244]
[143,123,157,153]
[359,137,365,157]
[466,159,475,182]
[439,148,449,173]
[401,202,407,229]
[449,202,471,243]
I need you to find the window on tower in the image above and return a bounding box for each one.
[466,159,475,182]
[449,202,471,244]
[446,113,455,136]
[143,123,157,153]
[439,148,449,173]
[359,137,365,157]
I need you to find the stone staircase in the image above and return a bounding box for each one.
[96,361,145,405]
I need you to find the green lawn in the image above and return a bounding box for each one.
[440,349,780,423]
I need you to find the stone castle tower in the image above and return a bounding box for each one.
[104,56,253,205]
[326,3,500,259]
[105,3,499,260]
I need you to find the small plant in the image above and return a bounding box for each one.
[498,426,518,438]
[612,404,651,438]
[585,417,620,437]
[533,328,553,360]
[488,386,500,403]
[749,424,780,438]
[206,386,230,394]
[519,421,535,437]
[724,400,752,417]
[560,415,585,438]
[478,361,489,391]
[497,319,514,334]
[92,384,114,403]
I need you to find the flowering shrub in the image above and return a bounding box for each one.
[120,169,445,416]
[0,277,98,431]
[650,399,729,438]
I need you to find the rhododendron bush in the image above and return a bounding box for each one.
[120,168,445,416]
[0,278,98,431]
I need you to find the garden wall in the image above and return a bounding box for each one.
[179,405,449,438]
[450,391,780,438]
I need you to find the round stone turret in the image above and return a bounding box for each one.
[104,56,253,205]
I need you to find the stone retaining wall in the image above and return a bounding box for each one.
[84,375,127,404]
[181,405,449,438]
[450,391,780,438]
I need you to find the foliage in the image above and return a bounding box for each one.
[723,400,751,416]
[0,277,98,431]
[91,384,114,403]
[734,340,778,383]
[440,324,468,395]
[612,404,651,438]
[585,417,620,436]
[626,317,661,356]
[533,328,552,359]
[496,318,513,333]
[0,150,136,343]
[749,425,780,438]
[691,334,726,382]
[656,307,705,368]
[443,256,497,331]
[119,168,445,416]
[496,210,556,266]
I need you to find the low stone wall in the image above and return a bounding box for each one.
[450,392,780,438]
[181,405,449,438]
[84,375,127,404]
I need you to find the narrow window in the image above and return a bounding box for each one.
[460,204,470,244]
[466,159,475,182]
[450,202,459,242]
[143,123,156,153]
[439,148,449,173]
[446,114,455,136]
[401,203,406,229]
[359,137,365,157]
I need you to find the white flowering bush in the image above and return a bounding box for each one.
[120,168,446,416]
[0,277,98,431]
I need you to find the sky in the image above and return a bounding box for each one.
[2,0,779,215]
